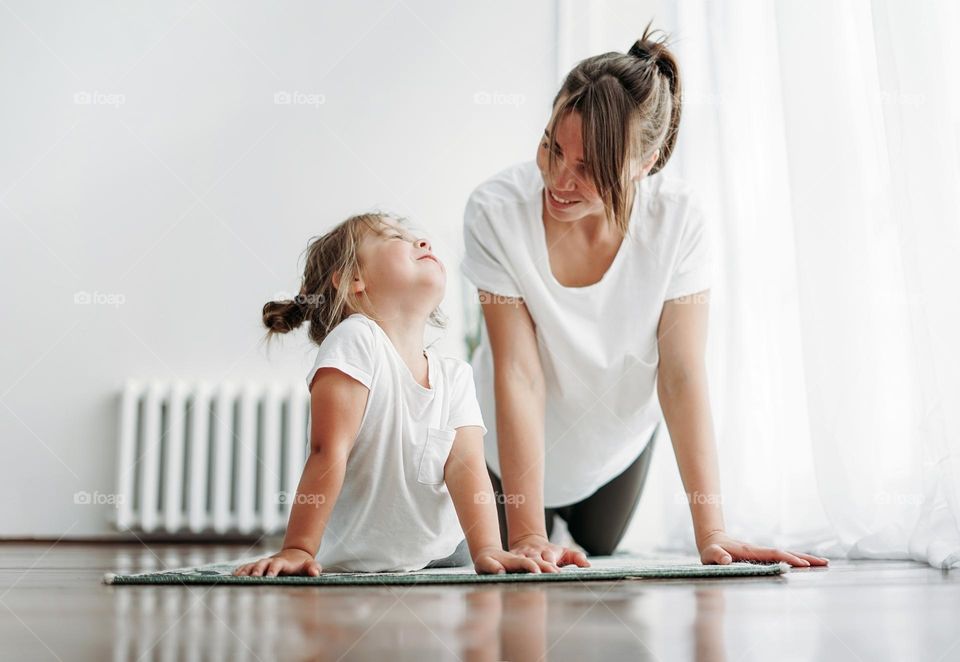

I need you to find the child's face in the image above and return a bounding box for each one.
[354,217,445,316]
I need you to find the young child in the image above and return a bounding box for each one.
[234,213,542,576]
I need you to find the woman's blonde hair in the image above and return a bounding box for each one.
[545,21,682,236]
[262,212,446,348]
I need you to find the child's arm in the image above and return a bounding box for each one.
[233,367,368,577]
[444,425,543,574]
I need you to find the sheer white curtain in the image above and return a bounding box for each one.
[568,0,960,569]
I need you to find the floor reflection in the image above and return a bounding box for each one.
[108,546,732,661]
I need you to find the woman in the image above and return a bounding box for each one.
[460,25,829,571]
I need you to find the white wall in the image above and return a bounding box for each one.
[0,0,559,538]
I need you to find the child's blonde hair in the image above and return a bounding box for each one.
[262,212,446,347]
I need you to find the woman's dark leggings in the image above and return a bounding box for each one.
[486,423,659,556]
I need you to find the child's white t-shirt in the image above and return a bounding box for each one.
[303,313,486,572]
[461,160,713,507]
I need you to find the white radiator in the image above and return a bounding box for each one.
[115,379,311,535]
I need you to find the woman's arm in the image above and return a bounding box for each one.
[233,367,367,576]
[657,291,828,567]
[445,424,542,574]
[479,291,589,571]
[656,291,725,546]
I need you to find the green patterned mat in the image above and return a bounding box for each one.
[103,556,790,586]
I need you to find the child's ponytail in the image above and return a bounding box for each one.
[262,213,383,349]
[263,295,308,335]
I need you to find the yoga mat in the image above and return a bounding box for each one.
[103,555,790,586]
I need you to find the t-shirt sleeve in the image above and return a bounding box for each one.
[663,197,713,301]
[446,362,487,435]
[460,193,524,299]
[305,317,376,392]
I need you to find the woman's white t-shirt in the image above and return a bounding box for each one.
[461,160,712,507]
[304,313,486,572]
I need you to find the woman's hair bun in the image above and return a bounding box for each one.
[628,21,671,67]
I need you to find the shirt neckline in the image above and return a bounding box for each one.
[534,177,643,292]
[357,314,435,394]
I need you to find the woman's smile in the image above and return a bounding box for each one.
[547,187,581,209]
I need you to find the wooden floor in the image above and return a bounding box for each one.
[1,542,958,661]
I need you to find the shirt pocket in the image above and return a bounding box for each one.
[417,427,457,485]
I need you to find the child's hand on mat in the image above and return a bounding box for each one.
[697,531,829,568]
[232,548,322,577]
[508,534,591,573]
[472,546,544,574]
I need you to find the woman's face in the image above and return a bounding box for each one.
[536,110,607,224]
[536,109,659,225]
[351,217,445,316]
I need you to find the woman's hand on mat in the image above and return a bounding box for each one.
[509,533,591,572]
[698,531,829,568]
[473,546,544,574]
[232,548,322,577]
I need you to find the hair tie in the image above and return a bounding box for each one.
[628,42,649,60]
[630,42,673,84]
